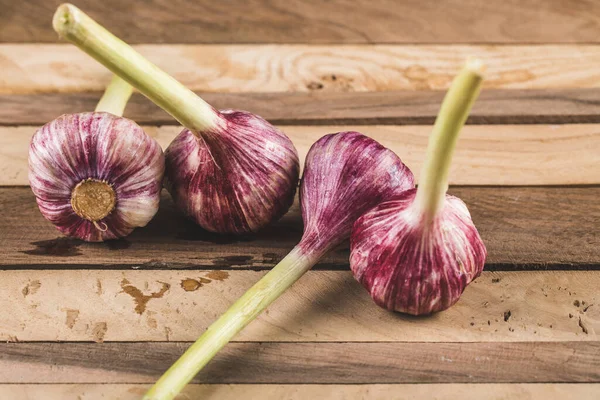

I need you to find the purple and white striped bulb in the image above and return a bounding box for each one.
[350,190,486,314]
[165,110,299,234]
[350,60,487,315]
[297,131,415,255]
[28,77,165,242]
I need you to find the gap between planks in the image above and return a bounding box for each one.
[0,341,598,384]
[5,45,600,94]
[0,383,598,400]
[0,270,597,342]
[2,187,599,268]
[3,89,600,126]
[3,0,600,44]
[2,124,600,186]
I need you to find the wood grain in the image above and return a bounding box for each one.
[3,0,600,44]
[1,187,599,269]
[3,1,599,392]
[0,270,597,342]
[4,124,600,186]
[0,341,598,383]
[1,383,598,400]
[4,89,600,126]
[5,45,600,94]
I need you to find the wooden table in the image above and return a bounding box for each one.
[0,1,599,398]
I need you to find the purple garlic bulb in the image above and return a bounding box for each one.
[29,113,164,242]
[165,110,299,234]
[350,189,486,314]
[142,130,414,400]
[53,4,299,235]
[28,77,164,242]
[350,60,487,315]
[298,131,415,255]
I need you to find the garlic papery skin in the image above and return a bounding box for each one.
[28,77,165,242]
[143,131,414,400]
[53,4,300,234]
[350,59,487,315]
[165,110,299,233]
[350,189,486,314]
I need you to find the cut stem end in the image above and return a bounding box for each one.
[465,57,486,75]
[52,3,75,34]
[53,3,221,133]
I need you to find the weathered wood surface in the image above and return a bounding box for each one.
[1,187,599,269]
[0,341,598,384]
[6,45,600,94]
[4,89,600,126]
[1,384,598,400]
[2,1,600,395]
[4,124,600,186]
[0,270,597,342]
[3,0,600,44]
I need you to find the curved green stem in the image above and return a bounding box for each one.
[143,245,323,400]
[94,75,133,116]
[414,58,484,222]
[53,3,221,134]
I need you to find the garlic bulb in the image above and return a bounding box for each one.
[298,131,415,253]
[351,190,486,314]
[165,110,299,233]
[53,4,299,234]
[143,131,414,400]
[29,76,164,242]
[350,60,487,315]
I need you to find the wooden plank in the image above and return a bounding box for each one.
[0,341,598,383]
[5,45,600,94]
[3,0,600,44]
[0,270,597,342]
[4,89,600,126]
[3,124,600,186]
[1,187,599,269]
[1,383,598,400]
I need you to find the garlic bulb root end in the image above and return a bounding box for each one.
[70,178,116,222]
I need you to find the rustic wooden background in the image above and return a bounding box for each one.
[0,0,599,399]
